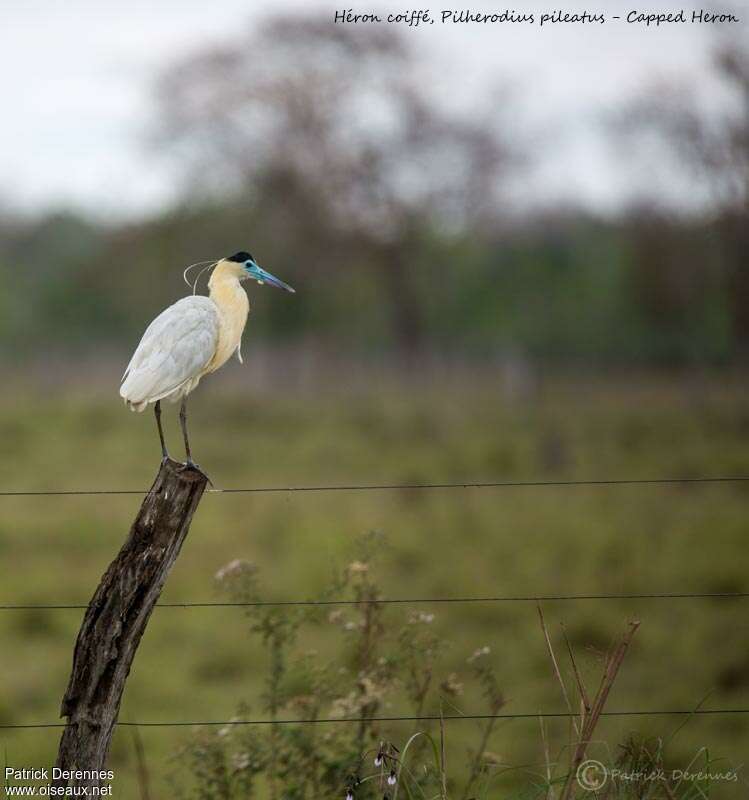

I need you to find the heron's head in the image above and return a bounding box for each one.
[226,251,295,293]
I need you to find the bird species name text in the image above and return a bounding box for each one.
[333,8,741,27]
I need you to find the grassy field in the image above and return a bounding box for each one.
[0,368,747,797]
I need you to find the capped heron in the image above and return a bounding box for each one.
[120,251,295,468]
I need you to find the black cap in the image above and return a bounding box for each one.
[227,251,253,263]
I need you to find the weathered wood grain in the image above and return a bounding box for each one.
[53,458,208,792]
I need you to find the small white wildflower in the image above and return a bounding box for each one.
[440,672,464,696]
[232,752,250,770]
[468,645,491,663]
[215,559,255,582]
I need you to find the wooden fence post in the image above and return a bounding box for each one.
[53,458,208,793]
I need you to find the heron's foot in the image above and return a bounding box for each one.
[179,459,213,486]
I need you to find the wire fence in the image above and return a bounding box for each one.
[1,472,747,738]
[0,474,747,497]
[0,591,747,611]
[3,708,749,731]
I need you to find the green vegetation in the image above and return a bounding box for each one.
[0,211,739,364]
[0,373,746,797]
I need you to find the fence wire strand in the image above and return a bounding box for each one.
[2,708,748,731]
[0,591,746,611]
[0,475,747,497]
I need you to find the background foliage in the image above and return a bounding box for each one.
[0,21,747,366]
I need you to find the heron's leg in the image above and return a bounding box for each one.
[179,397,194,465]
[154,400,169,461]
[177,396,211,482]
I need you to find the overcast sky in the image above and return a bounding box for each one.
[0,0,742,219]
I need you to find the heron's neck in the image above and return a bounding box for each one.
[207,268,249,371]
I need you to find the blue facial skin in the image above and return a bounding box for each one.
[244,260,295,293]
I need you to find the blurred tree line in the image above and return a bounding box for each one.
[0,17,746,366]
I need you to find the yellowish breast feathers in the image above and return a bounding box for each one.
[206,259,250,372]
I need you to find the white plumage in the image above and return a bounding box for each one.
[119,252,294,467]
[120,296,220,412]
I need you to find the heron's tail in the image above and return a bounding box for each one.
[120,372,150,412]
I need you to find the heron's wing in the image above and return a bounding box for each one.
[120,296,219,405]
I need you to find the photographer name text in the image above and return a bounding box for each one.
[4,768,114,796]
